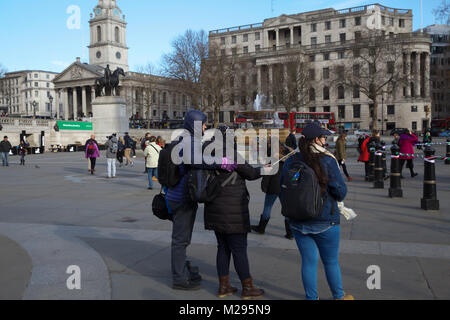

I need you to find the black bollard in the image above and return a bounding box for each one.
[368,141,376,182]
[373,143,384,189]
[445,138,450,165]
[421,146,439,211]
[389,145,403,197]
[381,141,387,179]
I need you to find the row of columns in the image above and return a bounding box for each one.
[55,86,96,120]
[267,26,297,48]
[405,51,430,99]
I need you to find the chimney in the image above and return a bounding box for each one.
[76,57,81,63]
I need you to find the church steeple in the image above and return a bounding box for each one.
[88,0,129,72]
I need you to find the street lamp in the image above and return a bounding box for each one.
[32,100,37,118]
[48,95,53,119]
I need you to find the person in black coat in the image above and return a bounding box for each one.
[285,129,297,150]
[204,126,268,300]
[251,143,293,239]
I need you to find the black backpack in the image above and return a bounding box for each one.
[157,141,182,188]
[152,189,173,222]
[280,156,324,222]
[187,170,237,204]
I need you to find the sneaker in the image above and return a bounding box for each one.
[336,293,355,300]
[172,281,201,291]
[148,187,153,190]
[411,173,418,178]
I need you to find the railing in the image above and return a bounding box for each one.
[209,23,264,35]
[0,118,52,127]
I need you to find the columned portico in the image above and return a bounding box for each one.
[82,87,87,117]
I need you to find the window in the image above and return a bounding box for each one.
[325,35,331,43]
[309,69,315,81]
[243,46,248,54]
[309,107,316,112]
[115,27,120,42]
[338,105,345,119]
[35,82,38,87]
[353,105,361,118]
[152,92,156,103]
[323,53,330,61]
[338,51,345,59]
[34,74,38,78]
[353,85,360,98]
[389,17,394,26]
[173,111,177,118]
[353,64,360,77]
[387,122,396,130]
[311,23,317,32]
[232,35,236,44]
[46,83,50,88]
[255,32,260,40]
[338,86,345,99]
[325,21,331,30]
[240,95,246,105]
[387,61,395,74]
[411,105,418,112]
[323,67,330,79]
[387,105,395,115]
[340,33,346,43]
[219,111,224,123]
[182,95,187,106]
[309,88,315,101]
[230,76,234,88]
[46,74,50,79]
[97,26,102,42]
[163,92,167,104]
[231,47,237,55]
[311,37,317,45]
[173,93,177,105]
[381,16,386,25]
[255,45,260,52]
[355,31,362,41]
[323,106,330,113]
[355,16,361,26]
[323,87,330,100]
[399,19,405,28]
[340,19,346,28]
[309,54,315,62]
[243,34,248,42]
[230,94,235,106]
[221,37,225,45]
[221,49,226,56]
[153,110,157,117]
[412,121,417,131]
[337,66,345,80]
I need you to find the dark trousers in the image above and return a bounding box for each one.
[169,200,198,284]
[338,160,350,178]
[399,159,415,176]
[89,157,96,171]
[116,151,124,164]
[214,232,251,281]
[364,162,370,178]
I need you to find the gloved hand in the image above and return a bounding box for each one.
[221,157,237,172]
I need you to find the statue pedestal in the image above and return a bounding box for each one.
[92,96,128,144]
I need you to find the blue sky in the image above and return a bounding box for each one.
[0,0,442,73]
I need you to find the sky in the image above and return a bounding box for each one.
[0,0,443,74]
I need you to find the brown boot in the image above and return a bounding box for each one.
[218,276,238,298]
[241,278,264,300]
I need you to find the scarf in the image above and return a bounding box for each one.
[309,143,357,221]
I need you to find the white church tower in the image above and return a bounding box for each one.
[88,0,129,72]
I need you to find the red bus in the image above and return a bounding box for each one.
[431,118,450,137]
[277,112,336,133]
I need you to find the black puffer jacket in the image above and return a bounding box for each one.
[204,164,261,234]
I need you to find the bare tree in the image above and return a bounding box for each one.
[332,30,412,130]
[200,44,239,128]
[161,29,208,109]
[271,52,310,129]
[433,0,450,25]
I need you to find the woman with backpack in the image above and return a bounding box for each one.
[281,123,353,300]
[143,136,162,189]
[251,143,294,239]
[105,134,118,178]
[85,139,100,175]
[204,126,268,300]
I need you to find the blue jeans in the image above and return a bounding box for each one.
[291,225,344,300]
[261,193,279,220]
[147,167,158,188]
[1,152,9,166]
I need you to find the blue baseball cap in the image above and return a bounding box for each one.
[302,123,331,139]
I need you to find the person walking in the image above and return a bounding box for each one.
[281,123,353,300]
[143,136,161,189]
[85,138,100,175]
[117,136,125,167]
[335,133,352,181]
[123,132,134,166]
[251,143,294,239]
[105,134,118,178]
[18,140,29,166]
[399,129,419,178]
[85,135,98,173]
[141,132,151,173]
[357,134,370,180]
[204,126,267,300]
[0,136,12,167]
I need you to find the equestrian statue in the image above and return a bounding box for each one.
[95,65,126,97]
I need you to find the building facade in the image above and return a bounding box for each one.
[0,70,59,117]
[424,24,450,119]
[208,3,433,132]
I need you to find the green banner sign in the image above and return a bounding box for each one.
[57,121,93,131]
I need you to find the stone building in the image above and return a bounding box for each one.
[50,0,191,123]
[424,24,450,119]
[0,70,58,117]
[208,3,433,132]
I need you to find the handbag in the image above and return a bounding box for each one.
[152,188,173,221]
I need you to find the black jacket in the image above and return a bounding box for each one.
[285,133,297,150]
[261,161,284,195]
[0,141,12,153]
[204,164,261,234]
